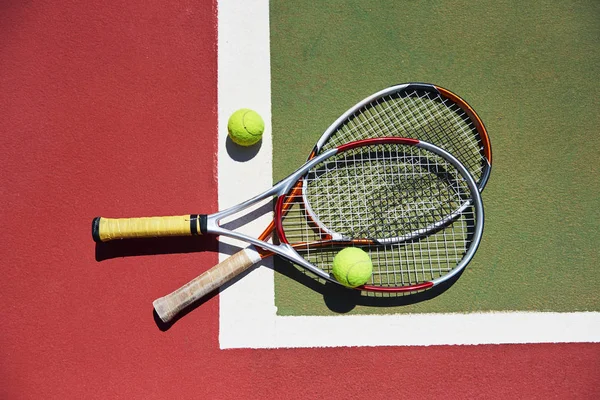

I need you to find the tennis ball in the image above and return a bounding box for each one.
[227,108,265,146]
[332,247,373,288]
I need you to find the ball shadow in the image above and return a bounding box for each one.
[225,135,262,162]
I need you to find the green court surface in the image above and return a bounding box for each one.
[270,0,599,315]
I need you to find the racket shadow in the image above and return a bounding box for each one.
[94,200,275,261]
[274,258,466,314]
[94,236,219,261]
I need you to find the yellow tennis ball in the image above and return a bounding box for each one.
[227,108,265,146]
[332,247,373,288]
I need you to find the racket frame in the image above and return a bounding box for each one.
[312,82,492,190]
[292,138,484,290]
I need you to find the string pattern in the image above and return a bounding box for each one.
[280,143,479,289]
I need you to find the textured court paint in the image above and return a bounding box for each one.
[1,1,220,398]
[270,0,600,315]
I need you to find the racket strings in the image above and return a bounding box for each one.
[320,89,487,185]
[282,211,476,289]
[280,143,479,289]
[305,146,470,241]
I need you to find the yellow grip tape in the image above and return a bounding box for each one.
[97,215,199,242]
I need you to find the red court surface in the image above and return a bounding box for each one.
[1,1,598,398]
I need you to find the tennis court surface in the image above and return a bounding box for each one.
[1,1,598,398]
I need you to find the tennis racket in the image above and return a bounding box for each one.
[93,137,484,322]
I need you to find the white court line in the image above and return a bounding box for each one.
[216,0,600,349]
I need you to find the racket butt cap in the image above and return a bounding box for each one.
[153,298,174,323]
[92,217,101,243]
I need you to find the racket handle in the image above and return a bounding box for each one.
[92,215,206,242]
[153,247,261,323]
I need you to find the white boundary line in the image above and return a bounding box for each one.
[217,0,600,349]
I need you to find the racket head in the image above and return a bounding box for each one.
[311,83,492,191]
[275,137,484,292]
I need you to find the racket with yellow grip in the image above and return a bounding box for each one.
[93,137,484,323]
[93,215,205,242]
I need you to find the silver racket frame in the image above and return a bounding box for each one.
[301,140,484,287]
[205,139,484,288]
[303,141,476,244]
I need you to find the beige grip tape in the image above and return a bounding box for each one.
[98,215,197,242]
[153,247,260,323]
